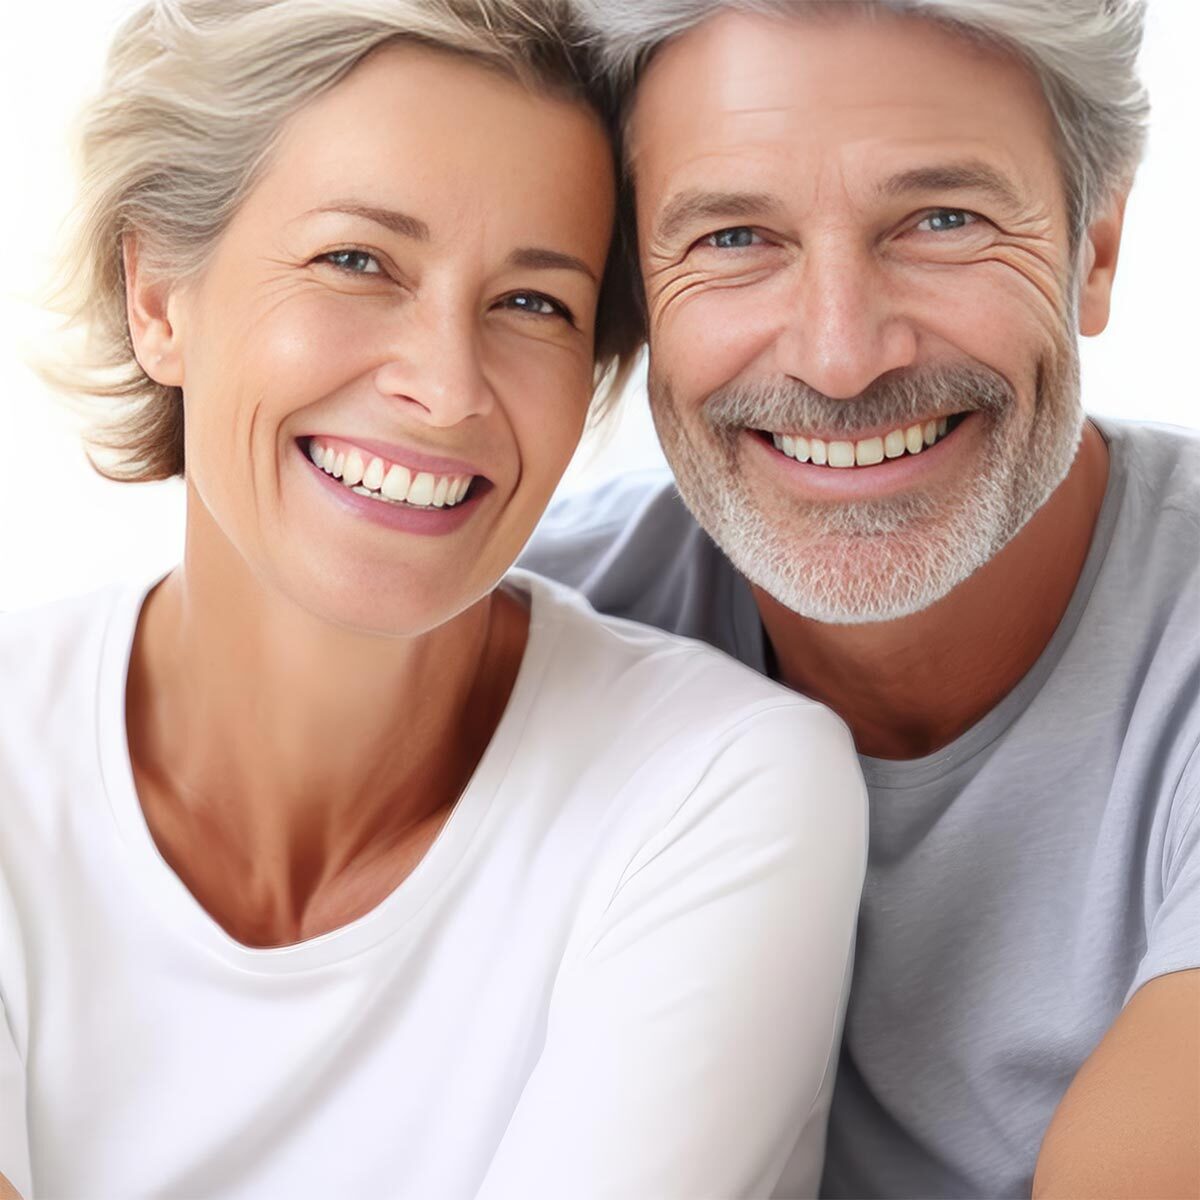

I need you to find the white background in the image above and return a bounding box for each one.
[1,0,1195,612]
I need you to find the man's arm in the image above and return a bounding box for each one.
[1033,969,1200,1199]
[0,1171,23,1200]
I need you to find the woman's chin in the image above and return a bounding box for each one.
[272,562,501,641]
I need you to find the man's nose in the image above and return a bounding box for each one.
[371,300,496,427]
[771,241,918,400]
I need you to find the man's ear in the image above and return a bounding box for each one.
[123,234,185,385]
[1077,190,1129,338]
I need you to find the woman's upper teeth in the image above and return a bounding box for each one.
[308,439,473,507]
[771,417,951,467]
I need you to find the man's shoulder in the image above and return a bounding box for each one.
[1097,418,1200,616]
[536,468,683,534]
[1102,417,1200,523]
[519,470,741,640]
[521,469,694,586]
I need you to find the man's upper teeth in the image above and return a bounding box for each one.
[308,439,473,507]
[772,417,951,467]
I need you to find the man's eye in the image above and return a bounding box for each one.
[503,292,574,323]
[915,210,978,234]
[318,249,383,274]
[704,227,762,250]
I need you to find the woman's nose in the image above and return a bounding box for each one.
[371,302,496,427]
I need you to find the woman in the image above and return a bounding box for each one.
[0,1,866,1196]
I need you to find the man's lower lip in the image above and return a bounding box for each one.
[747,412,979,498]
[298,441,485,535]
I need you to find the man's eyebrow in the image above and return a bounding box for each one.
[304,202,431,240]
[653,189,784,246]
[878,162,1023,209]
[506,246,597,284]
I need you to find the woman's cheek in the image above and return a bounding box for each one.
[493,336,593,456]
[248,297,390,403]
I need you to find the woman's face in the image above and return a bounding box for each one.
[160,45,615,635]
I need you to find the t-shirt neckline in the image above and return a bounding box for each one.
[94,569,558,974]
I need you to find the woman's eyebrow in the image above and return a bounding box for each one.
[302,202,431,240]
[295,206,594,282]
[506,247,597,284]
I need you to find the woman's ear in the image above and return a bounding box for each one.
[124,234,185,385]
[1077,191,1129,338]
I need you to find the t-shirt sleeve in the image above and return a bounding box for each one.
[0,874,31,1198]
[476,703,868,1200]
[1128,741,1200,999]
[0,1004,29,1200]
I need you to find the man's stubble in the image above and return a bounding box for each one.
[648,342,1085,625]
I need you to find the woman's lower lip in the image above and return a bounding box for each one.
[747,412,982,499]
[297,441,485,535]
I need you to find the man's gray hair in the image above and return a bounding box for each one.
[585,0,1149,239]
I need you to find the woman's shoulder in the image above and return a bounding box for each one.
[0,580,134,684]
[510,568,865,859]
[0,580,148,782]
[505,565,867,912]
[515,567,851,742]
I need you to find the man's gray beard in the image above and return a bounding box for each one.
[650,352,1085,625]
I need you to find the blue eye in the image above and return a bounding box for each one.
[705,227,762,249]
[319,249,382,274]
[504,292,574,323]
[915,210,978,233]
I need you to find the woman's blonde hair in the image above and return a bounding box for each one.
[47,0,641,482]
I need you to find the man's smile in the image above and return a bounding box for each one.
[743,410,984,501]
[762,414,966,468]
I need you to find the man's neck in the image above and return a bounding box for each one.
[753,420,1111,760]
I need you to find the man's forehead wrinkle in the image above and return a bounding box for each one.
[628,3,1063,198]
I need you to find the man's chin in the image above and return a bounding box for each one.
[729,526,988,625]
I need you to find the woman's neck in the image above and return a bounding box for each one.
[125,505,529,946]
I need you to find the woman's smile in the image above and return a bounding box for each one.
[298,434,491,536]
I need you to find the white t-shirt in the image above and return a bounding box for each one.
[0,570,866,1200]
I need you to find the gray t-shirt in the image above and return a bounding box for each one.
[520,417,1200,1199]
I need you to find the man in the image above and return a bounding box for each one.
[521,1,1200,1196]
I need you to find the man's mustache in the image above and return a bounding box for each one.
[702,364,1016,437]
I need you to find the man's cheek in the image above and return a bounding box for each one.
[650,286,784,399]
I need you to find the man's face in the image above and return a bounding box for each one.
[630,7,1094,624]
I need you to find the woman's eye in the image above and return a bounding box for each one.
[704,227,763,250]
[915,210,979,234]
[503,292,573,323]
[318,249,383,274]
